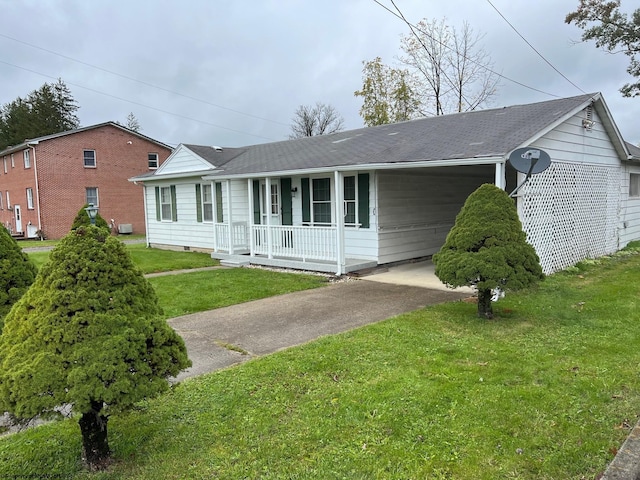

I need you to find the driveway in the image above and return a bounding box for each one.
[168,279,469,382]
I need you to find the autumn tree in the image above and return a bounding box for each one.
[432,184,543,319]
[0,226,191,470]
[400,18,499,115]
[354,57,421,126]
[0,79,80,150]
[566,0,640,97]
[289,102,344,138]
[0,226,37,332]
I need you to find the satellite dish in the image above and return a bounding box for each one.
[507,147,551,197]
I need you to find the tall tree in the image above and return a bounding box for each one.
[0,224,191,470]
[399,18,499,115]
[124,112,142,132]
[0,79,80,150]
[433,184,544,319]
[566,0,640,97]
[354,57,421,126]
[289,102,344,138]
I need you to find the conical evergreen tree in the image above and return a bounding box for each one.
[0,226,190,470]
[71,204,110,231]
[0,226,37,331]
[433,183,544,318]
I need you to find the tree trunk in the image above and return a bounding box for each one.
[78,400,110,471]
[477,288,494,319]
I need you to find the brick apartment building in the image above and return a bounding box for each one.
[0,122,172,239]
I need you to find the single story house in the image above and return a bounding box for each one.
[130,93,640,275]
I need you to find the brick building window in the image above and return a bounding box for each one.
[26,188,34,209]
[0,191,3,209]
[6,191,10,208]
[23,149,31,168]
[148,153,159,169]
[3,156,6,173]
[11,154,14,168]
[83,150,96,168]
[86,187,99,207]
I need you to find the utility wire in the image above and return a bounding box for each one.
[485,0,586,94]
[0,32,290,127]
[372,0,562,98]
[0,59,279,143]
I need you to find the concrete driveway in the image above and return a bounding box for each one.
[168,278,470,382]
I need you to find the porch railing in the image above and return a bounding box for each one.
[252,225,337,262]
[215,222,249,251]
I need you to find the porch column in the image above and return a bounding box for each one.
[265,177,273,259]
[211,181,218,251]
[226,180,234,254]
[334,170,345,276]
[247,178,255,257]
[495,161,506,190]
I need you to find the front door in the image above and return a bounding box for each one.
[260,181,280,225]
[14,205,22,233]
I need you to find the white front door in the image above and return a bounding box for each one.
[14,205,22,233]
[260,181,280,225]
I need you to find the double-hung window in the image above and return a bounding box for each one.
[630,173,640,198]
[148,153,159,169]
[0,191,3,209]
[26,188,34,209]
[202,184,213,222]
[86,187,99,207]
[83,150,96,168]
[312,178,332,225]
[344,176,357,225]
[23,150,31,168]
[160,186,173,221]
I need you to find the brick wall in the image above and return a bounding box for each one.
[0,124,171,239]
[0,151,38,236]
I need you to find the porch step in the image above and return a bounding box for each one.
[220,258,251,268]
[349,266,389,278]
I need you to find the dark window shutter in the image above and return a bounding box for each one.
[155,186,161,221]
[280,178,293,225]
[252,180,261,225]
[195,184,202,223]
[170,185,177,222]
[357,173,370,228]
[301,177,310,223]
[215,183,223,223]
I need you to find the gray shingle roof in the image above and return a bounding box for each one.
[183,144,247,167]
[206,93,598,177]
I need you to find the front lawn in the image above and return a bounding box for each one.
[1,251,639,479]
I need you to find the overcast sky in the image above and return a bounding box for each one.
[1,0,638,148]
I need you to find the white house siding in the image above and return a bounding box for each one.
[144,179,215,250]
[517,108,623,273]
[376,165,495,264]
[620,163,640,246]
[156,146,212,174]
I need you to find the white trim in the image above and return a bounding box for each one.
[334,171,345,275]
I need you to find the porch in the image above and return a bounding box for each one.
[210,222,376,274]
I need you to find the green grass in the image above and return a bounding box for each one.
[25,242,219,273]
[150,268,328,319]
[2,252,640,479]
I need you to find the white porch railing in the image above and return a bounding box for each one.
[215,222,249,251]
[252,225,337,262]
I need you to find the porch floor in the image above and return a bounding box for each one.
[211,252,377,274]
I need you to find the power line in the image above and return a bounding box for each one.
[485,0,586,94]
[372,0,562,99]
[0,32,290,128]
[0,59,280,143]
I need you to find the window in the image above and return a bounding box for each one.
[148,153,159,169]
[23,149,31,168]
[630,173,640,198]
[83,150,96,168]
[26,188,34,209]
[344,176,356,225]
[215,183,223,223]
[86,187,99,207]
[2,156,6,173]
[202,184,213,222]
[6,191,10,208]
[11,154,14,168]
[312,178,332,224]
[160,186,173,221]
[270,183,279,215]
[0,191,3,209]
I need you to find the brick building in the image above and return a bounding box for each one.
[0,122,172,239]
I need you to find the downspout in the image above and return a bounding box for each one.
[30,144,43,233]
[140,182,150,247]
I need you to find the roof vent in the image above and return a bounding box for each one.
[212,146,223,152]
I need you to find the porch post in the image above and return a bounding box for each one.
[211,181,218,251]
[334,170,345,276]
[226,180,234,254]
[247,178,255,257]
[495,161,506,190]
[265,177,273,259]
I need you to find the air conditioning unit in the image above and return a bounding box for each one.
[118,223,133,234]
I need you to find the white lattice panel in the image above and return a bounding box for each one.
[517,162,621,274]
